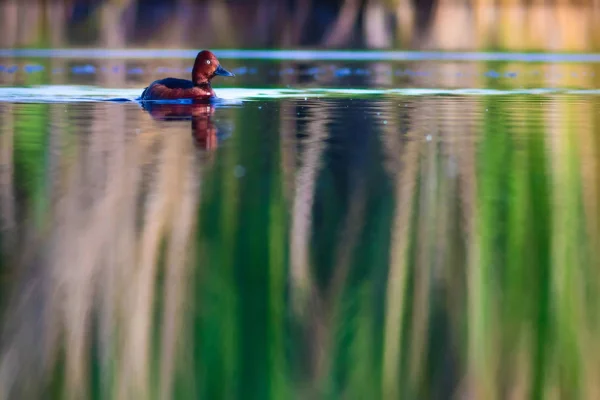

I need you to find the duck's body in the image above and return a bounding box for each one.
[141,78,214,101]
[140,50,233,102]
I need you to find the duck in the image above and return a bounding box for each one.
[140,50,234,101]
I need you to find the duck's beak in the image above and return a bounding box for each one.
[214,64,235,77]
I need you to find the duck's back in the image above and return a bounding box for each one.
[154,78,194,89]
[141,78,213,101]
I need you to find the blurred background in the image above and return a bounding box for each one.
[1,0,600,52]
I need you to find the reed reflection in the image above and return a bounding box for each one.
[1,94,600,399]
[0,101,209,400]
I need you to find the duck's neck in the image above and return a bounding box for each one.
[194,79,211,88]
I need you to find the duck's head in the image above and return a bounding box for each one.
[192,50,234,85]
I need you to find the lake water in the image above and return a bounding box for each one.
[1,50,600,399]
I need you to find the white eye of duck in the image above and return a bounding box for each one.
[206,60,211,65]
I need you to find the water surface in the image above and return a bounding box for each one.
[1,51,600,399]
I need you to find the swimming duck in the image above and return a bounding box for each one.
[140,50,234,101]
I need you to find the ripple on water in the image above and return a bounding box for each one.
[0,86,600,104]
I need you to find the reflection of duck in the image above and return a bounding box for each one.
[140,50,234,101]
[141,102,222,150]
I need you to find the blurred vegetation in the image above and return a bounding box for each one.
[1,0,599,51]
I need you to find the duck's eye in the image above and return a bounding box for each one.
[206,60,211,65]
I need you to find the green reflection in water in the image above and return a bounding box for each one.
[0,92,599,400]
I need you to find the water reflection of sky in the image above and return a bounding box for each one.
[0,87,599,104]
[3,49,600,62]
